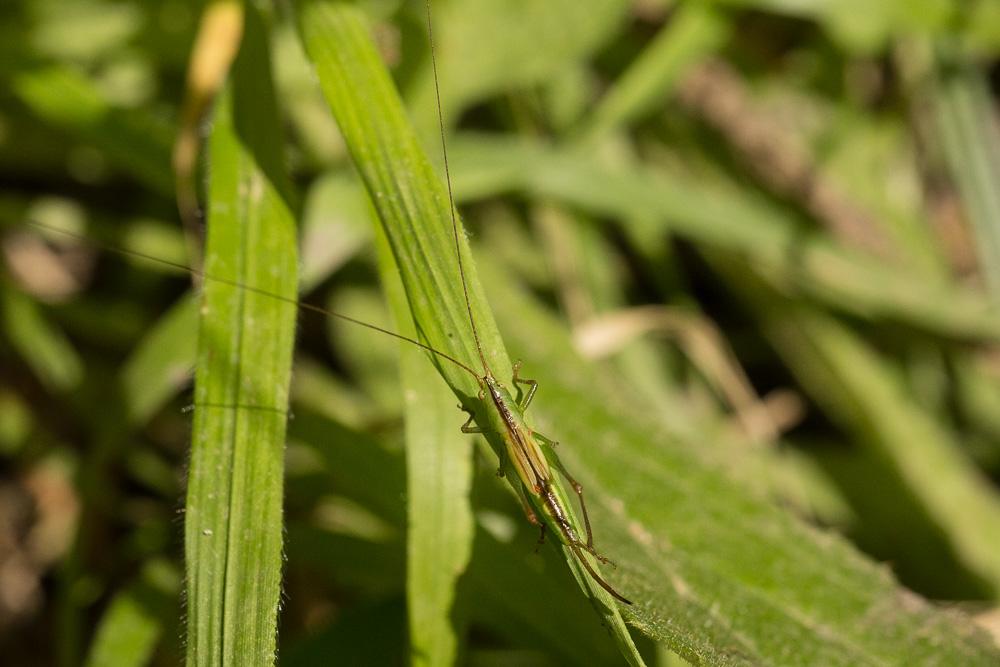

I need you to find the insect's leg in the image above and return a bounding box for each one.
[458,404,483,434]
[511,359,538,412]
[534,431,599,552]
[534,522,547,553]
[495,447,510,479]
[510,482,546,549]
[512,481,541,525]
[460,403,509,477]
[458,389,487,434]
[568,543,632,605]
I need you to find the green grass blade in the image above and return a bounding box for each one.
[375,223,474,666]
[184,7,298,666]
[84,560,179,667]
[120,295,198,426]
[294,3,643,663]
[1,282,83,392]
[931,44,1000,299]
[580,3,730,141]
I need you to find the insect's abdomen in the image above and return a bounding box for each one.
[503,425,583,544]
[504,424,551,494]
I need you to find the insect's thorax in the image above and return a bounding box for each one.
[483,374,552,494]
[484,375,517,426]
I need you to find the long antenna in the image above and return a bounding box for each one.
[18,220,482,380]
[424,0,491,376]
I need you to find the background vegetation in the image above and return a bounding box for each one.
[1,0,1000,664]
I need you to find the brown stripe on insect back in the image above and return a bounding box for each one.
[485,377,550,490]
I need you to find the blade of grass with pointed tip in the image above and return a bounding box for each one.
[294,3,643,664]
[184,7,298,666]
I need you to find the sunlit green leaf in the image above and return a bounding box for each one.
[184,7,298,666]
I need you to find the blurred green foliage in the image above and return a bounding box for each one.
[1,0,1000,665]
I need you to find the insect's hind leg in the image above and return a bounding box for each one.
[517,490,541,526]
[569,543,632,605]
[512,481,545,550]
[511,360,537,412]
[533,431,610,563]
[536,523,547,551]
